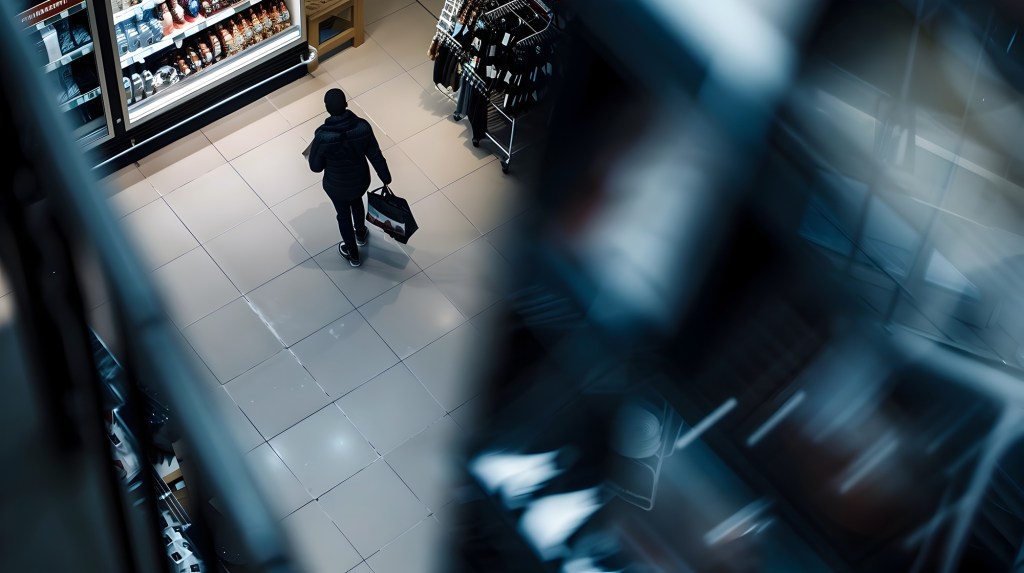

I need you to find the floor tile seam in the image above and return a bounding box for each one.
[321,66,397,101]
[108,186,162,219]
[221,341,335,410]
[364,0,418,27]
[280,500,367,568]
[343,395,447,457]
[216,330,293,389]
[212,298,397,401]
[322,397,385,464]
[254,442,318,514]
[334,357,446,436]
[309,448,389,507]
[316,502,366,564]
[402,339,487,414]
[172,233,255,326]
[151,199,264,257]
[437,164,523,235]
[322,359,400,402]
[258,398,368,455]
[263,75,333,129]
[142,132,227,196]
[363,23,432,73]
[225,381,324,439]
[447,399,483,432]
[202,95,294,143]
[170,290,243,331]
[417,246,487,320]
[382,413,465,463]
[366,0,436,31]
[375,86,451,145]
[412,1,440,20]
[364,512,436,561]
[479,212,528,267]
[364,101,448,146]
[222,390,268,448]
[401,360,456,415]
[416,0,441,18]
[222,249,316,299]
[167,301,233,387]
[351,271,464,358]
[231,247,357,341]
[321,62,406,101]
[158,161,275,248]
[140,198,245,323]
[138,196,203,258]
[399,137,499,194]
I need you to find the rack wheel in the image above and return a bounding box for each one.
[501,161,510,174]
[472,139,480,147]
[453,114,462,121]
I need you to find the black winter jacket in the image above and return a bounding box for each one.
[309,111,392,200]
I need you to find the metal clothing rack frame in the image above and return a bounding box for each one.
[431,0,553,173]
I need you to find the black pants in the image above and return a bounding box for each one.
[327,192,366,260]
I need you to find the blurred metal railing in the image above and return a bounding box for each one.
[0,3,297,572]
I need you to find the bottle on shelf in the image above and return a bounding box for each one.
[186,43,203,72]
[216,24,237,56]
[133,6,156,46]
[198,39,213,66]
[248,9,264,42]
[141,1,164,40]
[207,30,223,61]
[167,0,186,29]
[174,50,192,78]
[123,17,142,52]
[141,61,156,98]
[278,2,291,28]
[130,64,145,102]
[123,73,133,104]
[260,5,275,38]
[230,19,245,53]
[236,15,254,48]
[270,4,282,33]
[158,2,175,36]
[115,22,129,56]
[179,0,201,24]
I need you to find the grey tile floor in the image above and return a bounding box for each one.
[96,2,527,570]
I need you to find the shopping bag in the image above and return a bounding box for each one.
[366,186,418,244]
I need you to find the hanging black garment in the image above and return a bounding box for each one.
[444,48,462,90]
[455,71,473,117]
[433,43,450,86]
[472,87,492,142]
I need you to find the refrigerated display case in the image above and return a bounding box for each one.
[106,0,303,128]
[19,0,116,149]
[16,0,311,171]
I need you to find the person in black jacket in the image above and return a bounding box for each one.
[308,88,392,267]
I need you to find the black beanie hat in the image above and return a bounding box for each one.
[325,88,348,115]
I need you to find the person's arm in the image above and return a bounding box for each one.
[308,134,326,173]
[363,121,392,185]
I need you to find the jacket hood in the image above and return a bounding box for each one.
[322,110,358,131]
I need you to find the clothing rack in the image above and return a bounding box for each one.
[429,0,557,173]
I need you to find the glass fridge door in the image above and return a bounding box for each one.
[19,0,114,148]
[107,0,303,128]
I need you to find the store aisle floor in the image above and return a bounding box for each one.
[98,3,529,571]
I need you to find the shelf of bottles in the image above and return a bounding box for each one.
[110,0,295,110]
[20,0,109,143]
